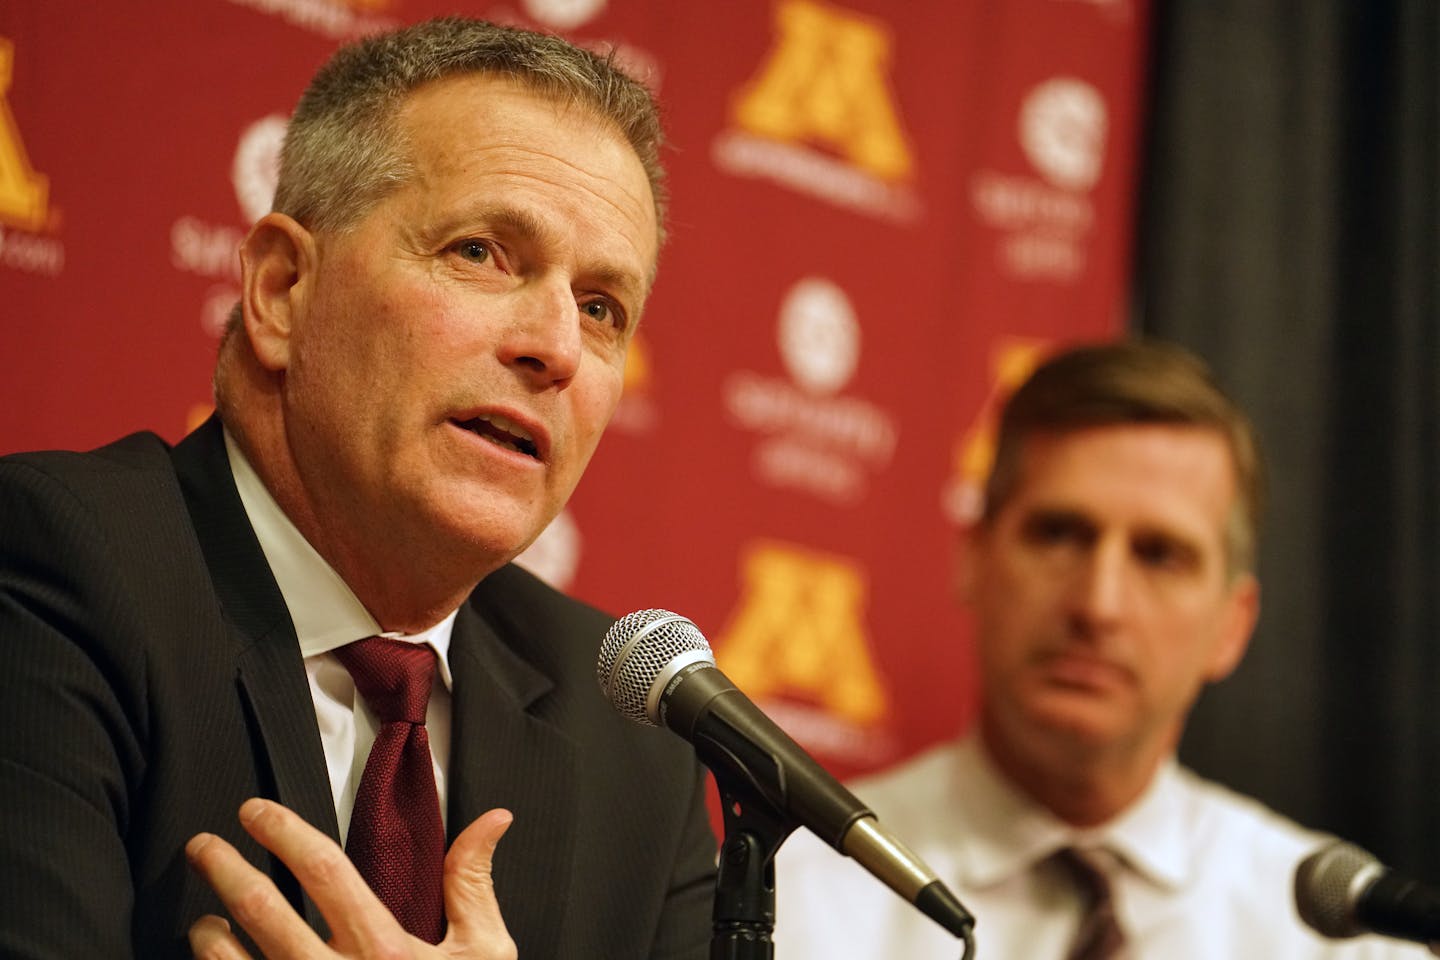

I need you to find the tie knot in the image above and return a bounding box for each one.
[1051,845,1118,904]
[335,637,436,724]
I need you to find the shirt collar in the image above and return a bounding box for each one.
[950,737,1190,892]
[224,430,455,689]
[1094,758,1190,890]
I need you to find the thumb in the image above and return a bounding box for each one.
[440,808,517,957]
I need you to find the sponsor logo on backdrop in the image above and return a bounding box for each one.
[941,337,1051,525]
[522,0,607,30]
[0,37,64,277]
[713,0,919,221]
[1020,78,1107,191]
[715,540,893,764]
[225,0,398,40]
[171,114,286,339]
[233,115,287,224]
[0,39,47,232]
[970,76,1107,281]
[722,277,897,505]
[514,508,582,590]
[778,277,859,393]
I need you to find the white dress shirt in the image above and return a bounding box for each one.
[773,736,1429,960]
[226,432,456,843]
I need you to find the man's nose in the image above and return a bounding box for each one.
[499,278,582,384]
[1070,540,1128,630]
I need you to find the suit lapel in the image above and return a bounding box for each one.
[172,418,339,933]
[448,599,579,958]
[173,419,584,949]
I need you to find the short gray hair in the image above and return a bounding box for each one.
[272,16,667,237]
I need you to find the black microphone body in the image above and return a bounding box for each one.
[660,659,865,846]
[1295,840,1440,947]
[599,609,975,941]
[1361,872,1440,943]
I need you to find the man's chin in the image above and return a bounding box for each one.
[419,507,546,574]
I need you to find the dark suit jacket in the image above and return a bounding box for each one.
[0,419,717,959]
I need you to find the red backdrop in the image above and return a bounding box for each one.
[0,0,1144,780]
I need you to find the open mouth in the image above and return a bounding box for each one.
[453,413,540,460]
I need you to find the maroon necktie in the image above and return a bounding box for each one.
[1052,847,1126,960]
[334,637,445,943]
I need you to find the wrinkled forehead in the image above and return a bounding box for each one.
[396,74,660,236]
[409,82,652,254]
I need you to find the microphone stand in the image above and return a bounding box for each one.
[709,768,799,960]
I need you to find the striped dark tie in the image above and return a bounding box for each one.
[1051,846,1126,960]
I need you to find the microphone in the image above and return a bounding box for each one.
[1295,840,1440,948]
[597,608,975,940]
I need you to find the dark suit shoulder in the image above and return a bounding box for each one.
[1,430,184,530]
[1,431,212,616]
[0,432,223,958]
[0,428,241,778]
[4,429,176,471]
[0,430,218,741]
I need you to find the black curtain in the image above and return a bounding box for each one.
[1135,2,1440,877]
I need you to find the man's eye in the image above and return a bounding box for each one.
[1134,535,1193,571]
[1024,514,1086,546]
[582,299,622,328]
[455,240,490,263]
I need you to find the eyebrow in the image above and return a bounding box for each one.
[1022,506,1094,529]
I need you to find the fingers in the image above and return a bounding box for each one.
[190,800,520,960]
[441,809,518,959]
[226,798,405,954]
[185,826,331,960]
[187,914,251,960]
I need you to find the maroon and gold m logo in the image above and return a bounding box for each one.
[714,540,888,725]
[0,37,49,232]
[731,0,914,181]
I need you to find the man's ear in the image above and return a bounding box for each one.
[1206,572,1260,683]
[239,213,316,372]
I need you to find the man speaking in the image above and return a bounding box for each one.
[0,17,716,960]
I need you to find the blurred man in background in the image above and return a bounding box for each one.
[0,17,715,960]
[775,339,1427,958]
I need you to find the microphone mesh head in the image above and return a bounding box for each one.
[597,608,713,725]
[1294,840,1377,938]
